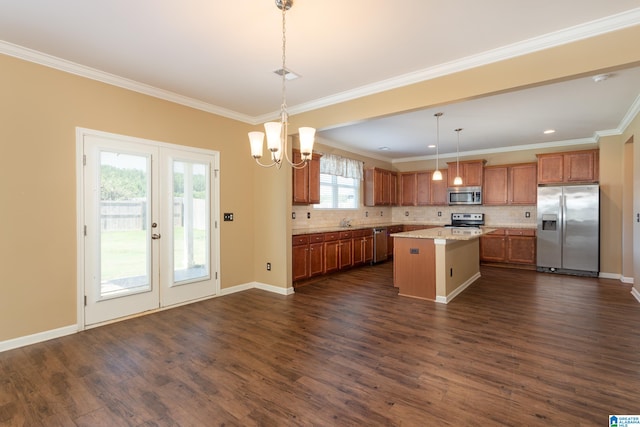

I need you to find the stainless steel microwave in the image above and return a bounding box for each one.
[447,186,482,205]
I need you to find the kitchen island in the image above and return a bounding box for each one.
[391,227,495,303]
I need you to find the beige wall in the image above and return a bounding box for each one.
[2,22,639,344]
[0,54,257,341]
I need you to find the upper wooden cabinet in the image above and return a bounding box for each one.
[364,168,398,206]
[484,163,537,205]
[398,170,448,206]
[537,149,599,184]
[446,160,485,187]
[292,149,322,205]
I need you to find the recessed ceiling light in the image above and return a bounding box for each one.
[428,144,436,148]
[378,146,390,151]
[543,129,556,134]
[592,73,610,83]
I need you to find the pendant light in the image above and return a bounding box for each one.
[247,0,315,169]
[453,128,463,186]
[432,112,443,181]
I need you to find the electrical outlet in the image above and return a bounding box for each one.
[223,213,234,221]
[365,211,369,217]
[405,211,409,216]
[380,211,383,216]
[266,262,271,271]
[438,211,442,217]
[292,212,296,219]
[525,211,531,218]
[307,212,311,219]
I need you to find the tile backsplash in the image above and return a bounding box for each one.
[291,205,536,230]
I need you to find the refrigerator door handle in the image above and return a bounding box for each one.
[561,194,566,246]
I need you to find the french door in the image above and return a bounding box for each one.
[80,130,219,326]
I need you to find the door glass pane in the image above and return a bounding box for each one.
[99,151,151,298]
[173,160,209,283]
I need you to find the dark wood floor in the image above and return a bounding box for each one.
[2,263,640,426]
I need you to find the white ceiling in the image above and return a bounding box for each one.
[1,1,640,161]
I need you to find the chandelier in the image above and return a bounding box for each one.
[248,0,315,169]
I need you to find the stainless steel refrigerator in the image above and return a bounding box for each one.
[537,184,599,277]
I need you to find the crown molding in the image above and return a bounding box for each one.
[0,40,255,124]
[292,8,640,115]
[391,138,599,164]
[2,8,639,124]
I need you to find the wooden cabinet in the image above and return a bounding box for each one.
[430,169,448,205]
[352,229,373,266]
[537,149,599,184]
[484,163,537,205]
[399,172,417,206]
[292,235,310,282]
[447,160,485,187]
[365,168,398,206]
[480,228,536,267]
[483,167,508,205]
[399,170,447,206]
[292,234,325,281]
[338,231,354,270]
[292,150,322,205]
[323,232,341,274]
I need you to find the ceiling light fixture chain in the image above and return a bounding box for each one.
[454,128,463,186]
[248,0,315,170]
[432,112,443,181]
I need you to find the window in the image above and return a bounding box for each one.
[315,173,360,209]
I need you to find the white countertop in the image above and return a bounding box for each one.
[391,226,496,241]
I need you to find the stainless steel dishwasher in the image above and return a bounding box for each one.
[372,227,388,264]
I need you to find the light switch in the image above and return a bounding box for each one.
[223,213,234,221]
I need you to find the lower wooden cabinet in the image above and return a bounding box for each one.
[480,228,536,267]
[353,230,373,266]
[292,233,325,281]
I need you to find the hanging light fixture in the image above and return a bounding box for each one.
[453,128,463,186]
[432,112,443,181]
[248,0,315,169]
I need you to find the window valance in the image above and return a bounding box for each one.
[319,153,364,180]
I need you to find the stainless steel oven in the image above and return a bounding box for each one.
[447,186,482,205]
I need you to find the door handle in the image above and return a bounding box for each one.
[152,233,162,240]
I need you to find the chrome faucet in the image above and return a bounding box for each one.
[340,218,352,227]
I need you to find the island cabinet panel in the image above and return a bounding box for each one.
[447,160,485,187]
[292,150,322,205]
[537,149,598,184]
[393,238,436,300]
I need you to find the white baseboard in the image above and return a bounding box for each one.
[599,272,621,280]
[631,287,640,303]
[621,276,634,284]
[436,272,482,304]
[2,280,294,353]
[0,324,77,353]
